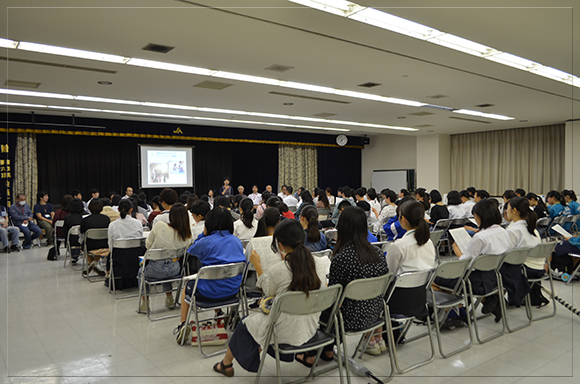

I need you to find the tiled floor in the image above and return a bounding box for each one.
[1,245,579,383]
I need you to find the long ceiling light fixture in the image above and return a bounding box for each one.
[0,101,352,132]
[287,1,579,88]
[0,38,424,108]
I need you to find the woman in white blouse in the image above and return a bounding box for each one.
[446,190,467,219]
[212,219,327,377]
[106,199,144,279]
[505,197,547,307]
[233,198,258,240]
[435,199,511,322]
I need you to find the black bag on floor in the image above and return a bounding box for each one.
[47,247,57,261]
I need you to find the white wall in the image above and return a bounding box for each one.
[361,134,417,188]
[564,120,580,191]
[416,134,451,192]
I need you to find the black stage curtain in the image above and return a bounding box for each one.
[318,146,361,193]
[36,134,281,204]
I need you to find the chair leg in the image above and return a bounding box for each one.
[504,294,532,333]
[530,279,557,322]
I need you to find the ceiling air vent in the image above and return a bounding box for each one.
[193,81,233,90]
[357,82,381,88]
[426,94,449,99]
[312,112,336,118]
[475,103,495,108]
[408,111,435,116]
[142,43,175,54]
[415,124,434,128]
[269,91,350,104]
[0,56,117,74]
[264,64,294,72]
[4,80,40,88]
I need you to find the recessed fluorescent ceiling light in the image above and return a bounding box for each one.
[0,38,18,49]
[287,0,580,87]
[0,88,419,131]
[0,101,350,132]
[4,39,425,108]
[452,109,513,121]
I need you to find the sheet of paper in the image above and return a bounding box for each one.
[250,236,283,275]
[551,224,572,238]
[449,228,472,255]
[468,218,478,227]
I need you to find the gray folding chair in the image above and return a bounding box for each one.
[325,229,338,240]
[525,242,557,321]
[463,253,506,344]
[536,217,551,240]
[137,247,186,321]
[370,241,392,255]
[181,262,246,357]
[254,284,344,384]
[311,249,332,259]
[547,216,566,241]
[240,261,261,317]
[109,237,146,299]
[384,269,436,374]
[317,208,331,221]
[497,248,533,333]
[63,225,82,270]
[429,230,444,260]
[432,219,452,255]
[337,274,394,383]
[570,214,580,234]
[82,228,109,282]
[566,253,580,286]
[428,258,473,358]
[53,220,65,256]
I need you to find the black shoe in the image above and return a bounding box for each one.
[482,296,498,314]
[2,246,9,253]
[104,278,109,287]
[492,304,502,323]
[10,245,20,252]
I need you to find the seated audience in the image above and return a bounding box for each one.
[428,189,449,227]
[80,198,111,277]
[100,197,120,222]
[383,196,413,241]
[33,191,55,246]
[372,189,397,233]
[546,190,570,219]
[233,198,258,240]
[446,190,466,219]
[515,188,526,198]
[300,205,327,252]
[294,190,314,219]
[153,188,178,227]
[460,190,475,217]
[254,191,271,220]
[0,200,20,252]
[9,193,42,250]
[282,186,299,207]
[107,199,144,280]
[72,189,89,213]
[139,203,194,312]
[215,196,240,221]
[325,187,335,205]
[63,198,85,264]
[212,219,325,376]
[248,185,262,206]
[147,196,162,225]
[174,207,246,344]
[129,196,148,226]
[474,189,490,202]
[526,192,549,219]
[315,188,330,209]
[355,188,371,212]
[53,194,73,253]
[190,201,211,241]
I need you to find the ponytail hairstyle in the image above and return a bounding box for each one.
[300,190,314,205]
[168,203,192,241]
[118,199,132,219]
[239,198,255,229]
[508,197,537,235]
[301,205,321,243]
[399,201,430,246]
[562,189,577,202]
[128,196,139,218]
[333,206,381,264]
[415,188,426,202]
[254,207,281,237]
[267,196,283,214]
[271,219,320,297]
[547,190,567,206]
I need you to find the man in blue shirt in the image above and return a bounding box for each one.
[0,203,20,253]
[9,193,42,249]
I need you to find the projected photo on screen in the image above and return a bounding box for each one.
[139,145,194,188]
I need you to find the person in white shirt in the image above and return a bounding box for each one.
[123,186,133,199]
[435,199,511,322]
[190,201,211,241]
[153,188,194,228]
[282,186,298,207]
[505,197,548,307]
[372,189,397,233]
[446,190,467,219]
[248,185,262,206]
[325,187,335,205]
[107,199,144,280]
[460,190,476,217]
[233,198,259,240]
[277,185,287,198]
[367,188,381,221]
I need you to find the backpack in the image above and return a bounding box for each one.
[47,246,57,261]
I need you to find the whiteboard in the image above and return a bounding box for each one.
[371,170,408,193]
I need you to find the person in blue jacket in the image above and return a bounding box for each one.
[546,190,570,219]
[383,196,413,241]
[174,206,246,344]
[563,190,580,231]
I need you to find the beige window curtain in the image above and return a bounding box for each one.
[278,145,318,193]
[450,124,564,195]
[14,133,38,202]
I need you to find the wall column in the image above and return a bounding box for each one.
[564,120,580,190]
[416,134,451,192]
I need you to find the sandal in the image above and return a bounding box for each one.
[213,359,234,377]
[295,354,314,368]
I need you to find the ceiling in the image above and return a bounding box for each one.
[0,0,578,137]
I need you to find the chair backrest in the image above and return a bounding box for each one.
[342,273,393,302]
[196,262,246,281]
[273,284,342,316]
[468,253,504,272]
[429,230,444,245]
[113,237,146,250]
[312,249,332,259]
[55,220,65,229]
[325,229,338,240]
[144,247,186,261]
[288,206,297,213]
[433,219,451,231]
[527,242,557,260]
[240,239,251,249]
[536,217,551,227]
[451,218,467,226]
[551,216,566,225]
[501,248,532,266]
[432,258,471,281]
[68,225,81,236]
[386,269,434,300]
[317,208,330,216]
[85,228,108,240]
[371,241,392,253]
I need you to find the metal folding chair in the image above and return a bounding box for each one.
[109,237,146,299]
[181,262,246,357]
[497,248,533,333]
[137,247,186,321]
[429,230,444,261]
[311,249,332,259]
[240,261,262,317]
[547,216,567,241]
[53,220,65,255]
[525,242,557,321]
[464,253,506,344]
[536,217,551,240]
[255,284,344,384]
[63,225,82,270]
[570,214,580,235]
[384,269,436,374]
[317,208,331,221]
[82,228,109,282]
[428,258,473,358]
[432,219,452,255]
